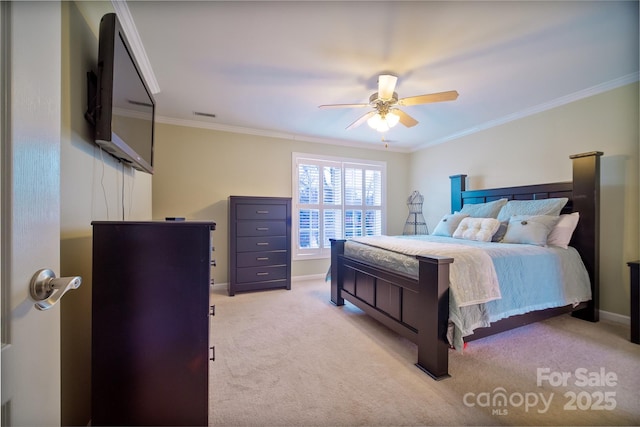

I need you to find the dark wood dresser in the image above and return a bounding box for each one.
[629,260,639,344]
[228,196,292,296]
[91,221,215,426]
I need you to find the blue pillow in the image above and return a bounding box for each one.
[432,213,469,237]
[502,215,560,246]
[491,221,509,242]
[496,198,568,222]
[458,198,508,219]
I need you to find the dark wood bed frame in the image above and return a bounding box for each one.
[330,151,603,380]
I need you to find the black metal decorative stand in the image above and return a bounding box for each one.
[403,191,428,235]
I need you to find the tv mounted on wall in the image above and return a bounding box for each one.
[90,13,155,174]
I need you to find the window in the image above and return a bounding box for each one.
[292,153,386,259]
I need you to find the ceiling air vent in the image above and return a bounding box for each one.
[193,111,216,118]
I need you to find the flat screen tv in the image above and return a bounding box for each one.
[94,13,155,174]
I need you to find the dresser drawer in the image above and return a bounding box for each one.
[236,220,286,237]
[237,251,288,268]
[236,236,287,252]
[236,265,288,284]
[236,204,287,220]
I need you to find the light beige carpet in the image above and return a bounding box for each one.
[209,278,640,426]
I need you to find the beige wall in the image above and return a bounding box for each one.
[410,82,639,316]
[152,125,411,282]
[59,2,153,425]
[153,84,638,318]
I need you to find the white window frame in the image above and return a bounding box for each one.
[292,152,387,260]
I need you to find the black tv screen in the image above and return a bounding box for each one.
[95,13,155,174]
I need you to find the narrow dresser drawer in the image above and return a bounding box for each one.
[237,236,287,252]
[236,265,288,284]
[236,204,286,220]
[237,220,286,237]
[237,251,288,268]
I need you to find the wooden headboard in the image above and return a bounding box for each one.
[449,151,603,322]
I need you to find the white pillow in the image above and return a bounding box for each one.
[547,212,580,249]
[502,215,560,246]
[453,217,501,242]
[432,213,469,237]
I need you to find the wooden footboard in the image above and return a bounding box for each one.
[330,239,453,380]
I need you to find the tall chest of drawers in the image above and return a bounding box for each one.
[229,196,292,296]
[91,221,215,426]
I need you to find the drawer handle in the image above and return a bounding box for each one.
[256,272,269,276]
[256,257,269,261]
[256,242,269,246]
[256,227,269,231]
[256,210,269,214]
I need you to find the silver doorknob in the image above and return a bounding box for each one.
[30,269,82,311]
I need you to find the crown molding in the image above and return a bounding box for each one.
[158,73,637,154]
[155,115,412,153]
[111,0,161,94]
[412,72,639,152]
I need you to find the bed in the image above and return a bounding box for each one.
[330,151,602,380]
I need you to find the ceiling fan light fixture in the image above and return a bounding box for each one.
[376,120,390,132]
[320,74,457,132]
[367,111,398,132]
[367,113,382,129]
[386,110,400,128]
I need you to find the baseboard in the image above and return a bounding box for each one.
[211,282,227,290]
[599,309,630,325]
[293,274,326,282]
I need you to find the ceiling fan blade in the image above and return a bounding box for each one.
[346,110,376,130]
[318,103,369,109]
[398,90,459,106]
[378,75,398,100]
[393,109,419,128]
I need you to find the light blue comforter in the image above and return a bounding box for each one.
[343,235,592,350]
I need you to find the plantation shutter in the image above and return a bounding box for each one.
[293,153,386,259]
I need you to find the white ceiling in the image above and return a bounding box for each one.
[122,1,639,152]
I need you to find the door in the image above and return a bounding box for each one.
[1,2,63,425]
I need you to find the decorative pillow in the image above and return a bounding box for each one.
[452,217,501,242]
[547,212,580,249]
[491,221,509,242]
[502,215,560,246]
[432,213,469,237]
[458,198,508,219]
[496,197,568,222]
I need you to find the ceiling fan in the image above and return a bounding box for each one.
[319,74,458,132]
